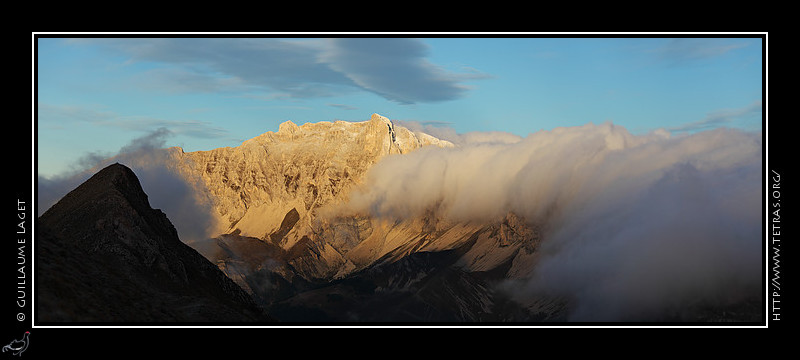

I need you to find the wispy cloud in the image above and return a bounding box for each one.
[38,102,231,140]
[531,50,560,59]
[37,103,117,126]
[67,38,489,105]
[133,67,247,94]
[669,100,763,133]
[327,103,358,111]
[650,38,751,65]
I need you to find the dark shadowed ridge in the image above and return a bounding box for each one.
[37,163,274,323]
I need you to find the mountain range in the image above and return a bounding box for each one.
[167,114,558,321]
[36,113,763,323]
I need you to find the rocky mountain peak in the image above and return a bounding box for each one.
[369,113,391,124]
[39,162,166,247]
[172,114,454,241]
[37,163,272,322]
[277,120,300,135]
[49,162,145,207]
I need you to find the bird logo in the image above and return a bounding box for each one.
[1,332,29,356]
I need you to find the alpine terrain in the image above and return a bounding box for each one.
[37,113,762,323]
[36,163,273,322]
[163,113,551,321]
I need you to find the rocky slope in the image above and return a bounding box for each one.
[197,210,552,322]
[169,114,546,275]
[171,113,453,241]
[37,114,761,323]
[37,163,273,323]
[160,113,551,321]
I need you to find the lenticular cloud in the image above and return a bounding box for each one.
[342,122,762,321]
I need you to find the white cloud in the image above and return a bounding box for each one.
[330,122,762,320]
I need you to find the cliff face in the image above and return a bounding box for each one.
[171,113,454,248]
[36,113,762,323]
[164,114,547,283]
[37,163,273,323]
[157,114,547,321]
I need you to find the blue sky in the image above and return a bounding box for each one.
[36,35,764,177]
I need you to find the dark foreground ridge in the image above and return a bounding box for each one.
[36,163,273,323]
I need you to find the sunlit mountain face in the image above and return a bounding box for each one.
[37,114,762,324]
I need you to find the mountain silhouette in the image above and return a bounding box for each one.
[36,163,273,323]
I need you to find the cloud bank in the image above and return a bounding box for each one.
[337,122,762,321]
